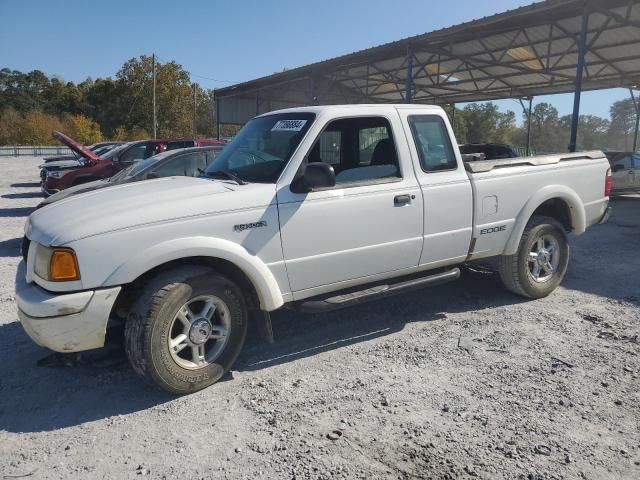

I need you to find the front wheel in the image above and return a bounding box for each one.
[498,216,569,299]
[125,266,248,394]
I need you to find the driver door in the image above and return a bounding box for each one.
[277,114,423,298]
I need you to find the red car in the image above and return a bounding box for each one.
[41,131,225,196]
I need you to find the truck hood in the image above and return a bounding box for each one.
[37,179,110,208]
[52,131,101,162]
[28,176,276,246]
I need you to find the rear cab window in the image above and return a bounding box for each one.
[408,115,458,172]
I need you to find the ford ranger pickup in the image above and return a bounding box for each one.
[16,104,611,394]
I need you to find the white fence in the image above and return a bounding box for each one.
[0,146,73,157]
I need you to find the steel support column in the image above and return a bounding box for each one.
[451,104,456,129]
[569,7,589,152]
[630,88,639,151]
[405,45,413,103]
[215,96,220,140]
[526,96,533,156]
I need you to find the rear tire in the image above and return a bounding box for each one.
[498,216,569,299]
[125,266,248,394]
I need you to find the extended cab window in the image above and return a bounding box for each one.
[204,113,315,183]
[409,115,457,172]
[308,117,400,185]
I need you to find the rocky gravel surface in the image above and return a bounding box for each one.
[0,156,639,479]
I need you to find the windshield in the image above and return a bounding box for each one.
[121,155,162,179]
[204,113,315,183]
[102,142,134,161]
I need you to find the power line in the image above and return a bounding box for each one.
[154,54,238,84]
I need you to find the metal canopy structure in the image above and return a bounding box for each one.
[215,0,640,151]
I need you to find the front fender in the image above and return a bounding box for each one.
[104,236,284,311]
[503,185,586,256]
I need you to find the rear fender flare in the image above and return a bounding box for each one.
[503,185,585,256]
[104,236,284,311]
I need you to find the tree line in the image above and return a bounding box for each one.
[449,99,637,153]
[0,56,237,145]
[0,56,638,152]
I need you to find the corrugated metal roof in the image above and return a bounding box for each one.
[216,0,640,124]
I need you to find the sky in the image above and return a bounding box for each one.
[0,0,631,124]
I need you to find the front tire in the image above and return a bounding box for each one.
[498,216,569,299]
[125,266,248,394]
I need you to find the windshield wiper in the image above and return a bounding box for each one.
[205,170,248,185]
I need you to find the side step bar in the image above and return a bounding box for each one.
[292,268,460,313]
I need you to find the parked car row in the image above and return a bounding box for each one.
[38,146,224,208]
[39,131,226,197]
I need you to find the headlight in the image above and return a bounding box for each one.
[34,244,81,281]
[48,171,69,179]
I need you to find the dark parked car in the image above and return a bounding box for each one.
[604,151,640,195]
[41,131,226,196]
[37,146,224,208]
[459,143,520,160]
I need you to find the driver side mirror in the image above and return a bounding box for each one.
[612,163,626,172]
[146,172,160,179]
[291,163,336,193]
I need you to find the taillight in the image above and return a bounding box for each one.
[604,167,612,197]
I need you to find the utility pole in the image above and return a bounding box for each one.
[152,53,157,139]
[193,83,197,138]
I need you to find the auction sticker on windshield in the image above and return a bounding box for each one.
[271,120,307,132]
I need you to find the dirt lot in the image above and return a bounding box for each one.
[0,156,638,480]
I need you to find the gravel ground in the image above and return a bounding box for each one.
[0,156,638,480]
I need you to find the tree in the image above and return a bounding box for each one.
[0,108,23,144]
[456,102,518,145]
[559,114,609,151]
[607,98,637,150]
[19,111,62,145]
[528,102,565,153]
[116,55,194,137]
[62,113,103,144]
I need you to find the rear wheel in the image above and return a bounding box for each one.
[498,216,569,298]
[125,266,248,394]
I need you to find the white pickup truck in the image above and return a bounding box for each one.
[16,105,611,394]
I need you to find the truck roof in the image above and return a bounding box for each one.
[257,104,446,117]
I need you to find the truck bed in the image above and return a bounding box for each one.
[464,150,606,173]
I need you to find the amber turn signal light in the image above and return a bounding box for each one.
[49,248,80,281]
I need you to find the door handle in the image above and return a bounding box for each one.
[394,194,412,206]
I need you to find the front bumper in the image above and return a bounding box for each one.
[15,262,121,352]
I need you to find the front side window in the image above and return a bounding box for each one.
[306,117,401,185]
[205,113,315,183]
[409,115,457,172]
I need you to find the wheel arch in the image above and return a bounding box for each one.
[105,237,284,312]
[503,185,585,256]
